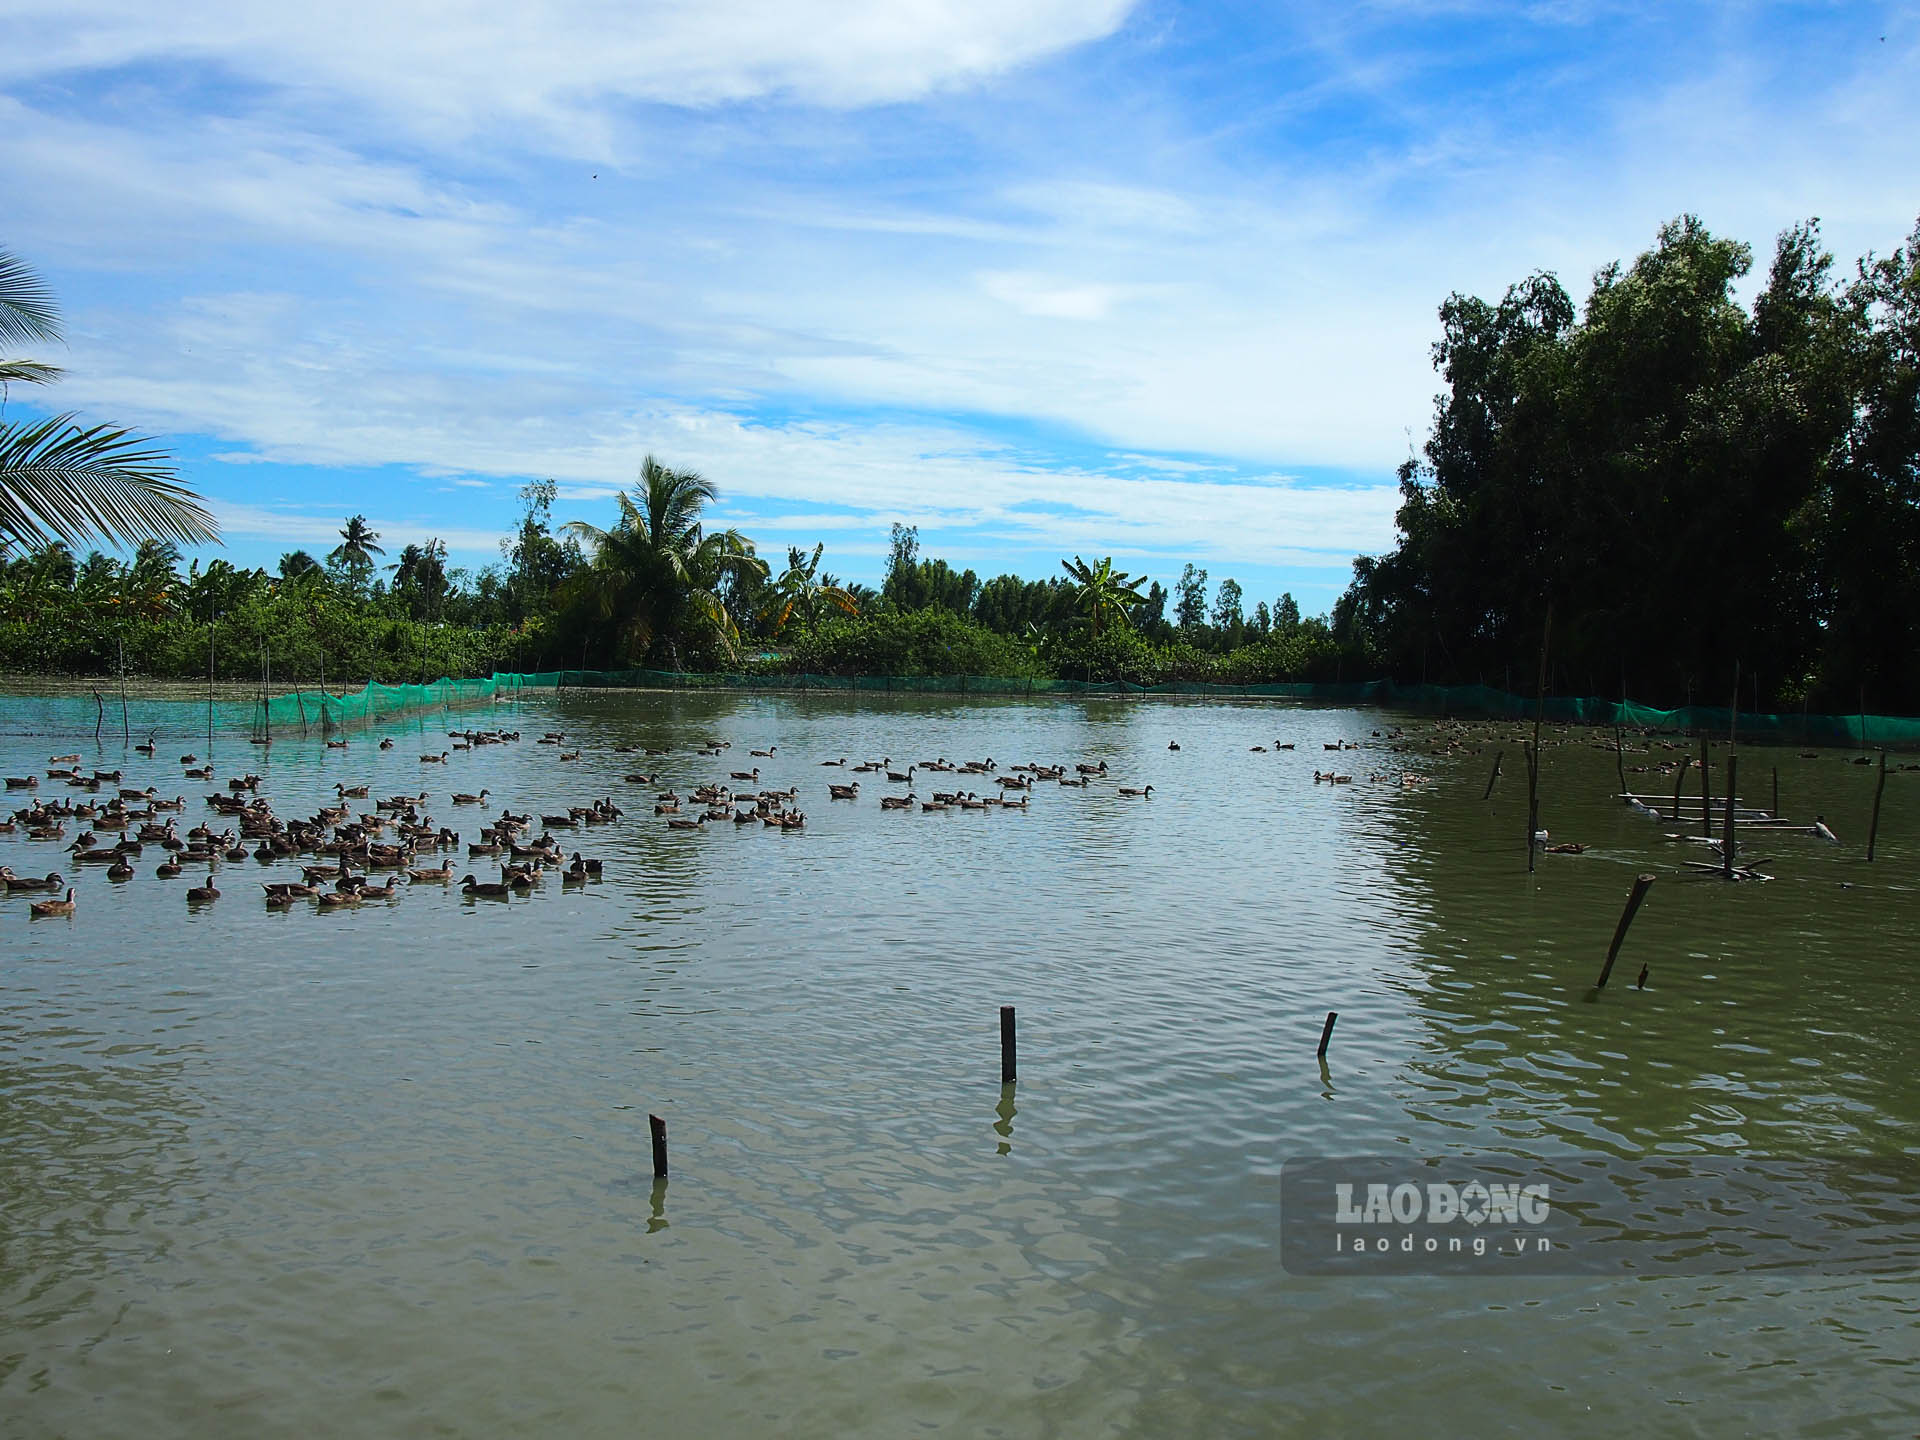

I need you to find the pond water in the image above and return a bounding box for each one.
[3,689,1917,1436]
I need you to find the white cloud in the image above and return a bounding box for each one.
[3,1,1135,141]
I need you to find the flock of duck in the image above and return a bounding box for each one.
[12,707,1877,923]
[0,716,1444,924]
[616,739,1157,830]
[3,732,619,917]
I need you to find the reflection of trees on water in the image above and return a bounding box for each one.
[0,1046,199,1354]
[1358,730,1920,1157]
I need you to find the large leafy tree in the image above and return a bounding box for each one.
[762,542,858,637]
[1061,554,1149,637]
[1341,213,1920,709]
[0,247,218,552]
[564,455,767,667]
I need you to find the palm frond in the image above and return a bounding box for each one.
[0,250,61,348]
[0,413,219,549]
[562,519,612,553]
[0,358,63,386]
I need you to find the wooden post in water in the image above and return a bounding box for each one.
[207,616,216,750]
[1867,751,1888,861]
[1524,742,1539,873]
[1317,1011,1339,1058]
[1000,1006,1017,1083]
[1528,606,1551,873]
[93,689,105,744]
[1595,874,1657,989]
[649,1114,668,1178]
[1614,724,1627,799]
[1722,754,1738,879]
[1483,749,1503,800]
[1771,765,1778,819]
[1699,737,1712,839]
[1671,758,1685,822]
[118,636,129,744]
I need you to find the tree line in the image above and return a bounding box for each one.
[0,461,1351,685]
[1336,213,1920,714]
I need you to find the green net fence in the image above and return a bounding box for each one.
[243,669,1920,748]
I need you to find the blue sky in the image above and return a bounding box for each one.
[3,1,1914,617]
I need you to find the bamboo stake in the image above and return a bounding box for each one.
[1483,749,1503,800]
[1528,605,1551,873]
[1595,874,1657,989]
[1699,736,1712,839]
[1867,751,1888,862]
[1722,754,1738,880]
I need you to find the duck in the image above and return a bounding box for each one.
[4,870,64,892]
[156,857,182,878]
[920,798,949,812]
[420,752,448,764]
[451,790,490,805]
[29,887,76,917]
[1168,741,1181,751]
[1058,775,1088,788]
[729,767,760,783]
[1117,785,1153,797]
[820,758,847,767]
[1075,761,1108,776]
[408,862,454,882]
[317,889,362,908]
[186,872,220,902]
[107,855,135,880]
[750,746,777,758]
[667,815,707,830]
[378,737,395,750]
[460,874,512,898]
[568,851,603,876]
[828,783,860,800]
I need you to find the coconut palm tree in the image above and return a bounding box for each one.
[1061,555,1149,637]
[0,247,219,551]
[564,456,767,667]
[761,542,859,637]
[328,515,384,592]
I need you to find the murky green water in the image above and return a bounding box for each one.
[3,691,1917,1436]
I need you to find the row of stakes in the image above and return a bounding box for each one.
[641,933,1660,1181]
[640,1005,1350,1186]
